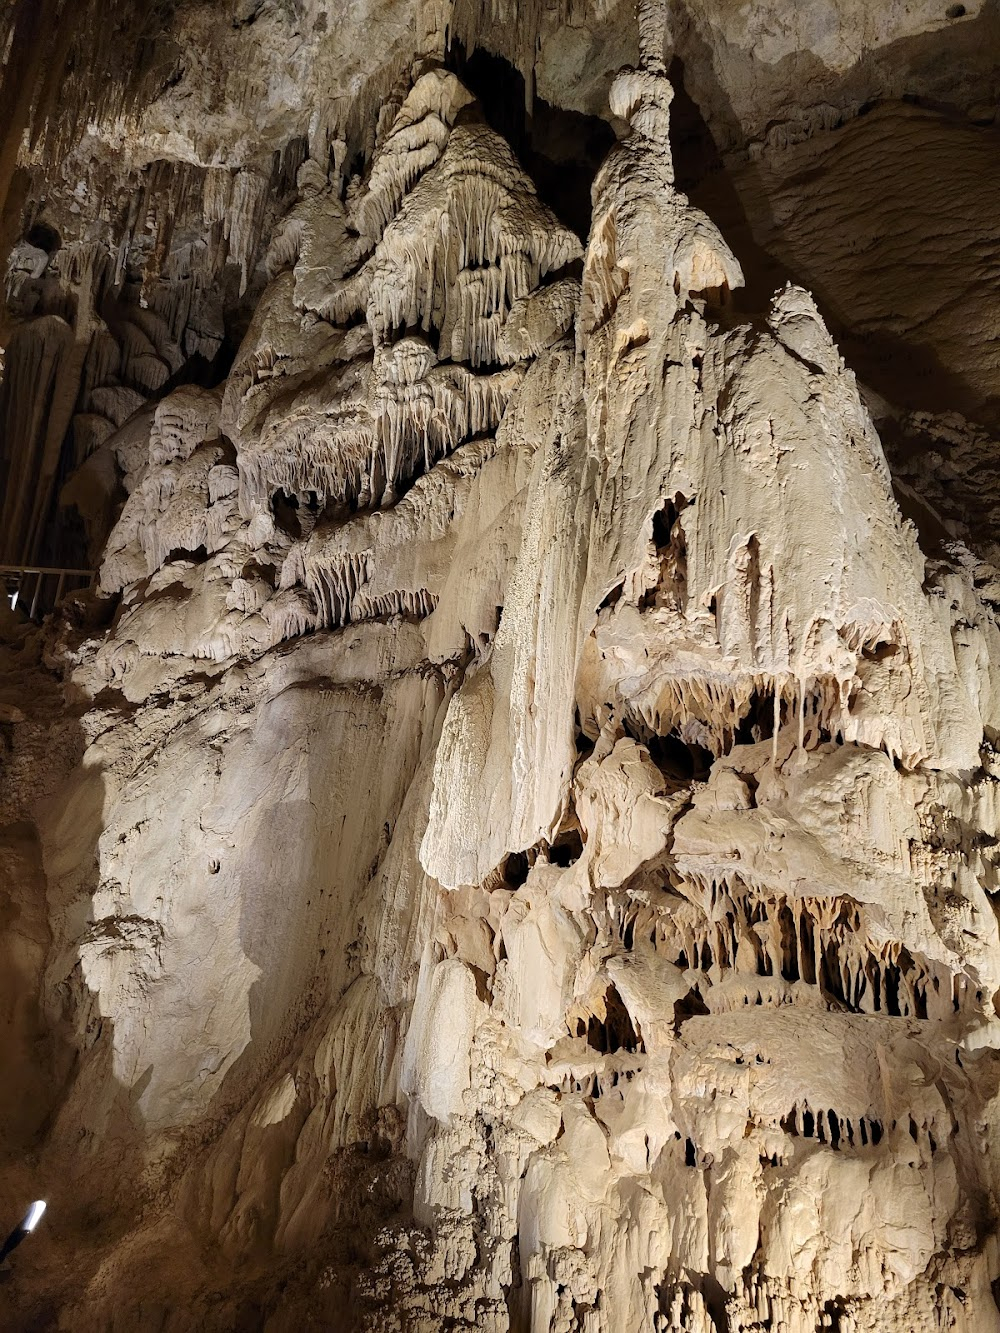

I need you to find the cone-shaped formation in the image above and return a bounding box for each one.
[5,32,1000,1333]
[229,70,580,528]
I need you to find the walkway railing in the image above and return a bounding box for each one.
[0,564,96,620]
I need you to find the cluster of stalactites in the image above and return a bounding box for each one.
[4,0,184,179]
[723,1273,971,1333]
[203,167,270,297]
[326,101,582,368]
[624,670,852,758]
[373,343,523,499]
[109,149,291,306]
[235,345,523,523]
[630,881,980,1027]
[238,414,376,519]
[98,387,234,595]
[236,68,580,588]
[351,68,476,246]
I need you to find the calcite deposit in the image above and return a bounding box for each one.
[2,1,1000,1329]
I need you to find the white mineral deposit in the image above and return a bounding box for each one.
[1,0,1000,1327]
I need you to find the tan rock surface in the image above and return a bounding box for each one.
[3,3,1000,1330]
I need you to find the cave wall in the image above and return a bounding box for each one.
[2,2,1000,1330]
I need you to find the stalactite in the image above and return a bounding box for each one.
[5,13,1000,1333]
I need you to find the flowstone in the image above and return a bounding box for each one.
[3,7,1000,1331]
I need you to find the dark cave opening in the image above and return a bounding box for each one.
[26,220,61,253]
[499,850,531,890]
[271,490,302,540]
[579,983,643,1055]
[733,688,781,746]
[592,981,645,1050]
[446,42,616,241]
[549,827,584,867]
[643,731,713,784]
[165,543,207,565]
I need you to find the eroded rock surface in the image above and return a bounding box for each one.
[3,2,1000,1330]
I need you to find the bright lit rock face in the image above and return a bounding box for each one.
[3,2,1000,1330]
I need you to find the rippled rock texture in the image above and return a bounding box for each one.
[2,2,1000,1330]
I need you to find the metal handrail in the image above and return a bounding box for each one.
[0,565,95,576]
[2,564,95,619]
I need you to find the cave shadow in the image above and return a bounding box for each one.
[447,41,617,241]
[44,285,240,565]
[841,325,999,428]
[668,51,797,319]
[0,627,149,1330]
[670,0,1000,432]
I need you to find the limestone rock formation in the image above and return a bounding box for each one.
[2,2,1000,1330]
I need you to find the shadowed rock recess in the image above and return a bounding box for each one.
[3,0,1000,1328]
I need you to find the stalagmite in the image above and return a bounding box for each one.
[3,1,1000,1330]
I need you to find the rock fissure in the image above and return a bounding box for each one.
[3,3,1000,1330]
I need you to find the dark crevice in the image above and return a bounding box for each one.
[549,827,584,867]
[271,489,302,539]
[165,543,207,565]
[583,984,643,1055]
[446,42,615,240]
[640,730,713,785]
[639,494,689,612]
[26,220,61,253]
[498,850,530,890]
